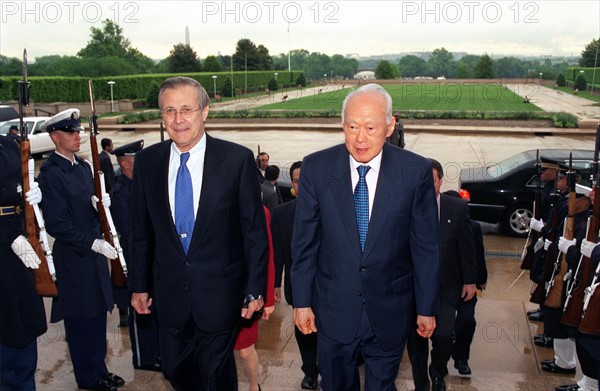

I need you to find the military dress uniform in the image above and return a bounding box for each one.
[0,135,47,390]
[109,140,161,371]
[37,109,123,391]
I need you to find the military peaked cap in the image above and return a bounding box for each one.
[111,140,144,157]
[43,109,84,133]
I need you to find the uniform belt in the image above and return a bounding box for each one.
[0,205,21,216]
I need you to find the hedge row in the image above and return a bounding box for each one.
[565,67,599,82]
[0,71,303,103]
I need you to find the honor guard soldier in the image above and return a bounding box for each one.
[0,133,47,390]
[37,109,125,391]
[109,140,162,372]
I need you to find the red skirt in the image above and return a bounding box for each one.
[233,316,259,350]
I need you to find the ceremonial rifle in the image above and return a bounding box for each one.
[530,178,562,304]
[545,153,576,309]
[18,49,58,297]
[579,123,600,335]
[520,149,542,270]
[160,122,165,142]
[88,80,128,287]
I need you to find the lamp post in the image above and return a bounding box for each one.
[324,73,327,82]
[212,75,218,98]
[539,72,543,86]
[107,81,115,112]
[274,72,278,82]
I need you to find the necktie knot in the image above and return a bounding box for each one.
[357,165,370,179]
[180,152,190,166]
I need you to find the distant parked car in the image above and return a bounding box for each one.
[0,117,53,157]
[459,149,594,237]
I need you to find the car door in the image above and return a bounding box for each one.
[30,119,53,156]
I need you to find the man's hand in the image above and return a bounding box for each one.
[241,297,264,319]
[294,307,317,334]
[274,287,282,303]
[558,236,577,254]
[416,315,436,338]
[261,305,275,320]
[11,235,41,269]
[581,239,600,258]
[530,217,544,233]
[91,193,111,211]
[25,182,42,206]
[462,284,477,301]
[91,239,117,259]
[131,292,152,314]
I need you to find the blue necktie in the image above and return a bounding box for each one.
[354,165,370,251]
[175,152,194,254]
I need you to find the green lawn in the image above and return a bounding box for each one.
[257,84,541,112]
[552,86,600,103]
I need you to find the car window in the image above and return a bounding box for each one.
[33,120,46,133]
[485,151,533,179]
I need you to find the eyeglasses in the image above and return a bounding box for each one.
[161,107,201,119]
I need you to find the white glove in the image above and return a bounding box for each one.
[558,237,577,254]
[544,239,552,251]
[11,235,41,269]
[581,239,600,258]
[534,238,545,253]
[91,239,117,259]
[91,193,111,211]
[25,182,42,206]
[529,217,544,233]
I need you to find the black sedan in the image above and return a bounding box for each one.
[458,149,593,237]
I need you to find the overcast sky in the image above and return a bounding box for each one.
[1,0,599,62]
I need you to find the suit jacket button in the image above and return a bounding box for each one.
[185,261,190,266]
[357,291,362,296]
[360,266,366,272]
[184,286,188,290]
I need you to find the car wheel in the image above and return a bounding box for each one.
[503,205,533,237]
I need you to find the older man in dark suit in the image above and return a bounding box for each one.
[407,159,477,391]
[291,84,440,391]
[129,77,268,391]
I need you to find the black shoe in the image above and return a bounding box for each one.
[134,363,161,372]
[431,376,446,391]
[541,361,576,374]
[556,384,580,391]
[534,335,553,348]
[528,311,545,321]
[78,379,116,391]
[541,358,555,365]
[527,308,542,316]
[301,375,318,390]
[454,360,472,375]
[101,373,125,387]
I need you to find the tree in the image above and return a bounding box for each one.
[0,55,22,76]
[166,43,201,73]
[78,19,130,58]
[574,74,587,91]
[296,73,307,87]
[375,60,399,79]
[221,76,234,97]
[146,82,160,108]
[473,55,494,79]
[580,38,599,67]
[494,56,527,78]
[203,56,222,72]
[233,38,260,71]
[428,47,455,78]
[556,74,566,87]
[454,62,472,79]
[268,77,279,91]
[398,55,428,78]
[257,45,273,70]
[304,52,330,80]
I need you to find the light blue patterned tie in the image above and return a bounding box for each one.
[175,152,194,254]
[354,165,370,251]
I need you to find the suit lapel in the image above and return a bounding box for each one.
[154,141,182,252]
[187,135,220,255]
[439,194,450,251]
[362,146,397,259]
[331,147,363,258]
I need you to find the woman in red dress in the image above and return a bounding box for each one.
[234,206,276,391]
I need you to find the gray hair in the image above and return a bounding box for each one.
[158,76,210,110]
[341,83,393,125]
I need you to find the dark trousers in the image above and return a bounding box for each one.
[407,300,456,391]
[452,296,477,362]
[0,339,37,391]
[317,305,403,391]
[295,325,318,379]
[64,314,109,387]
[129,307,160,368]
[159,317,238,391]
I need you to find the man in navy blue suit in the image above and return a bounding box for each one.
[291,84,440,391]
[129,77,267,391]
